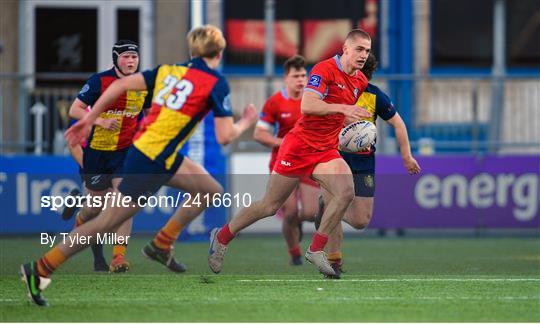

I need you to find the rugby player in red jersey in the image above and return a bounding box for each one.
[254,55,320,266]
[209,29,373,276]
[318,53,421,279]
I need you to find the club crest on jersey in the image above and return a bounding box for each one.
[354,88,359,97]
[223,94,232,111]
[308,75,321,87]
[79,84,90,95]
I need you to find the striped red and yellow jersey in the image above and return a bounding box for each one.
[134,57,233,170]
[341,82,397,160]
[77,68,150,151]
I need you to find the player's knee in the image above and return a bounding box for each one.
[209,182,224,196]
[283,212,299,223]
[349,214,371,230]
[196,181,223,197]
[298,209,315,222]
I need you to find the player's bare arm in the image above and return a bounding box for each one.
[301,91,371,120]
[68,99,91,120]
[68,99,118,131]
[386,113,421,175]
[253,126,282,148]
[87,73,148,121]
[214,104,258,145]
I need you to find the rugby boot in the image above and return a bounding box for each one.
[208,228,228,274]
[20,262,51,307]
[142,241,187,273]
[305,249,335,276]
[109,254,130,273]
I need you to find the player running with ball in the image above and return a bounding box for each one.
[316,53,421,278]
[208,29,373,276]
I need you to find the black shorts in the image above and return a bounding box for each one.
[82,147,128,191]
[351,170,375,197]
[118,146,184,199]
[340,152,376,197]
[78,166,84,184]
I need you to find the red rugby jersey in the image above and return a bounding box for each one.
[257,88,302,169]
[294,55,368,150]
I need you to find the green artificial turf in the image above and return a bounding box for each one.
[1,235,539,322]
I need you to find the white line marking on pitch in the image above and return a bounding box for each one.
[0,296,540,304]
[2,296,538,304]
[237,278,540,282]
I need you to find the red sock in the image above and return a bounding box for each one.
[217,224,235,245]
[288,246,302,258]
[309,231,328,252]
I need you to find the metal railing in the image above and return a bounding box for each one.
[1,73,539,156]
[227,74,540,154]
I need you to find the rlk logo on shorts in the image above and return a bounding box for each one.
[280,160,292,167]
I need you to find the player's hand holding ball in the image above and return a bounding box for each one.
[341,104,371,125]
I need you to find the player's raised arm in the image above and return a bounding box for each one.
[209,69,258,145]
[214,104,258,145]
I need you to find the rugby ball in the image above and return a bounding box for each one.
[338,120,377,152]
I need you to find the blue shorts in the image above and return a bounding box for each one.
[117,146,184,198]
[351,171,375,197]
[340,152,375,197]
[82,147,128,191]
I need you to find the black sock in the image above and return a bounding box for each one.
[91,244,106,263]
